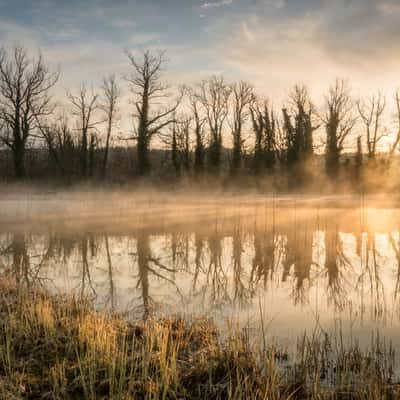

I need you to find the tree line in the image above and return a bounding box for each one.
[1,46,400,189]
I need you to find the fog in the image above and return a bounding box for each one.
[1,185,399,226]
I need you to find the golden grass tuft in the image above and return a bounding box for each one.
[0,278,399,399]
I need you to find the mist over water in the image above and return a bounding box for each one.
[2,191,400,351]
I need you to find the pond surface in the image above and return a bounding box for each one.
[1,194,400,349]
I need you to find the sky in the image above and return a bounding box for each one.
[1,0,400,135]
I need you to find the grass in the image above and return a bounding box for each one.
[0,278,399,399]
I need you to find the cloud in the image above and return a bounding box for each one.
[0,19,41,48]
[215,8,400,102]
[260,0,400,66]
[265,0,286,9]
[201,0,233,9]
[128,33,161,47]
[1,0,400,105]
[109,18,137,30]
[377,0,400,15]
[217,16,327,97]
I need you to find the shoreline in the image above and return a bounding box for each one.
[0,278,399,399]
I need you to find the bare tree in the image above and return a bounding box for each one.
[161,114,191,177]
[249,99,265,173]
[36,114,75,177]
[288,85,316,158]
[354,135,363,185]
[160,117,180,176]
[356,93,386,160]
[100,75,120,179]
[323,79,357,179]
[125,50,181,175]
[179,117,191,173]
[170,120,180,176]
[389,91,400,158]
[68,84,101,178]
[230,81,253,174]
[187,86,206,176]
[281,85,318,186]
[198,76,231,172]
[250,99,277,174]
[0,46,59,178]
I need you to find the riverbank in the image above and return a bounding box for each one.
[0,279,399,399]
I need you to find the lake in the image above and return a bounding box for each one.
[1,192,400,351]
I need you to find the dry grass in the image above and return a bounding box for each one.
[0,278,399,399]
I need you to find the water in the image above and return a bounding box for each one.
[1,194,400,349]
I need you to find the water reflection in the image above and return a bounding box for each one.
[1,207,400,345]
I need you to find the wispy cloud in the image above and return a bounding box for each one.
[128,33,161,47]
[201,0,233,9]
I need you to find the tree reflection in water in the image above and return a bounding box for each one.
[1,208,400,335]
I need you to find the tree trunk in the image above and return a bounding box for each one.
[194,129,204,176]
[13,143,25,179]
[326,150,339,179]
[88,139,95,178]
[208,135,221,173]
[102,138,110,179]
[171,128,180,177]
[102,121,112,179]
[81,130,88,178]
[231,134,241,175]
[137,136,150,176]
